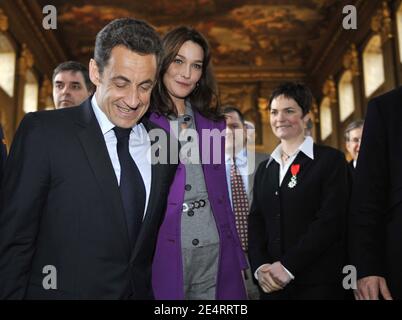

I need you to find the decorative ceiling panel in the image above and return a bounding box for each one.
[37,0,344,70]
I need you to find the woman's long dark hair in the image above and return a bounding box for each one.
[151,26,222,121]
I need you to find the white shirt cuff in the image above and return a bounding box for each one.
[283,265,295,280]
[254,264,295,281]
[254,265,264,280]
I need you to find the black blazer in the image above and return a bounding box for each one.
[349,87,402,297]
[0,98,177,299]
[0,124,6,185]
[248,144,349,285]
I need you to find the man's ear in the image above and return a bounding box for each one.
[89,59,100,86]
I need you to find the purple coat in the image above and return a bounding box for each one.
[150,111,248,300]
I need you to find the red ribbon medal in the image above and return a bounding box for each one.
[288,164,300,188]
[291,164,300,176]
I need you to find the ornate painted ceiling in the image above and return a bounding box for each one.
[36,0,347,71]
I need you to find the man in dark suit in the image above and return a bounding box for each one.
[349,87,402,300]
[52,61,93,109]
[0,18,176,299]
[0,124,6,184]
[223,106,268,300]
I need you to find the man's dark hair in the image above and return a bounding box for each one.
[52,61,93,92]
[344,119,364,141]
[94,18,163,75]
[222,105,245,124]
[269,82,313,116]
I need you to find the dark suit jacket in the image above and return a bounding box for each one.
[0,98,177,299]
[349,87,402,298]
[347,161,355,180]
[248,144,349,286]
[0,124,6,185]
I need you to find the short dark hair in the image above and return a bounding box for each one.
[222,105,245,124]
[269,82,313,116]
[151,26,221,120]
[53,61,93,92]
[345,119,364,141]
[94,18,162,75]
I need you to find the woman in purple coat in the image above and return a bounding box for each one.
[149,26,247,300]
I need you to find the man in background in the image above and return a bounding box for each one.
[344,119,364,174]
[52,61,93,109]
[223,105,268,299]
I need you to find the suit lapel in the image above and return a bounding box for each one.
[74,99,130,256]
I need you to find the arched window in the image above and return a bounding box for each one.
[320,97,332,141]
[0,32,16,97]
[362,35,385,97]
[338,70,355,121]
[396,2,402,63]
[23,69,39,113]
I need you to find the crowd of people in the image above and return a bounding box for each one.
[0,17,400,300]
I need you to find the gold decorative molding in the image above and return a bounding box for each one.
[16,0,64,65]
[311,0,365,76]
[0,9,8,32]
[258,97,269,123]
[216,70,305,82]
[343,43,360,76]
[39,76,53,107]
[18,43,34,77]
[371,1,393,42]
[322,76,337,103]
[311,100,319,124]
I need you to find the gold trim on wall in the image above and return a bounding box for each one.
[39,76,53,108]
[0,8,9,32]
[343,43,360,76]
[322,76,337,103]
[371,1,393,43]
[18,43,34,78]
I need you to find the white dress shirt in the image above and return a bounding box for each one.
[270,136,314,185]
[91,95,152,218]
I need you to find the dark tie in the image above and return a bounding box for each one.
[113,126,146,247]
[230,159,249,251]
